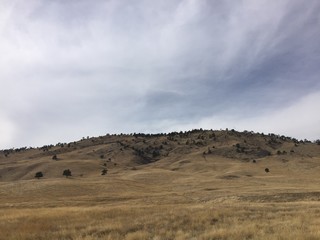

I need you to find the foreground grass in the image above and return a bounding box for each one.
[2,154,320,240]
[1,202,320,240]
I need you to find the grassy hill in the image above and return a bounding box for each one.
[1,129,319,181]
[1,129,320,239]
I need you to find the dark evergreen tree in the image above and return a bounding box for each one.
[101,169,108,175]
[63,169,72,178]
[35,171,43,179]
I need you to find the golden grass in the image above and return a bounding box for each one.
[1,202,320,240]
[1,166,320,240]
[1,131,320,239]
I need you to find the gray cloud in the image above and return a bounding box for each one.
[1,0,320,148]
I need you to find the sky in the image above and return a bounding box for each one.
[1,0,320,148]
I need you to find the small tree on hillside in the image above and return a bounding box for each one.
[101,169,108,175]
[63,169,72,178]
[265,168,270,173]
[35,171,43,179]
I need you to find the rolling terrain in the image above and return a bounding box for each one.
[1,129,320,239]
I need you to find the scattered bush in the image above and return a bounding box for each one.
[265,168,270,173]
[277,150,287,155]
[152,150,160,158]
[101,169,108,175]
[63,169,72,178]
[34,171,43,179]
[52,155,58,160]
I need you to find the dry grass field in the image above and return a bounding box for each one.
[1,129,320,239]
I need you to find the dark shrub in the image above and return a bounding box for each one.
[63,169,72,178]
[101,169,108,175]
[35,171,43,179]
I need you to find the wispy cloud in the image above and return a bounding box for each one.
[1,0,320,148]
[166,91,320,140]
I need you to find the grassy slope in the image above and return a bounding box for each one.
[0,130,320,239]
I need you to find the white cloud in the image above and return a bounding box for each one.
[249,91,320,140]
[168,91,320,140]
[0,113,16,149]
[0,0,320,147]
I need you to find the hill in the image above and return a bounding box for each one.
[1,129,319,181]
[1,129,320,239]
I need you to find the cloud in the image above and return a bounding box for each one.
[172,91,320,140]
[0,110,16,147]
[1,0,320,148]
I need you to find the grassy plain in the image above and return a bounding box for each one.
[1,130,320,239]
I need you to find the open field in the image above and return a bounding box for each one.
[1,130,320,239]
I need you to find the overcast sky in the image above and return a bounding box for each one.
[1,0,320,148]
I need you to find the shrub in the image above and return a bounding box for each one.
[101,169,108,175]
[63,169,72,178]
[265,168,270,173]
[34,171,43,179]
[152,150,160,158]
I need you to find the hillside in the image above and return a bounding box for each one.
[1,129,320,239]
[0,129,319,181]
